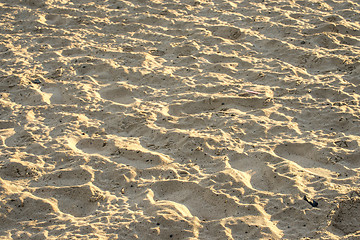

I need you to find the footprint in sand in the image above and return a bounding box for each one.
[229,151,299,194]
[32,167,93,187]
[273,142,355,178]
[168,96,272,116]
[33,184,105,217]
[75,138,172,169]
[331,197,360,235]
[208,25,243,40]
[1,193,57,221]
[100,83,137,105]
[150,180,260,221]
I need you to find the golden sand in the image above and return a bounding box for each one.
[1,0,360,239]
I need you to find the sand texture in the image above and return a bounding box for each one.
[1,0,360,239]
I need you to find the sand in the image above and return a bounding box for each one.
[0,0,360,239]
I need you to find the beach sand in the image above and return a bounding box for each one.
[1,0,360,239]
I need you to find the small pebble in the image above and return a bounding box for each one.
[304,195,318,207]
[32,79,41,84]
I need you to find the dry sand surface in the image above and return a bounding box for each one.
[1,0,360,239]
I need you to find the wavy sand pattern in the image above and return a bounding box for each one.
[1,0,360,239]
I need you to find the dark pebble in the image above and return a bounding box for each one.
[32,79,41,84]
[304,195,318,207]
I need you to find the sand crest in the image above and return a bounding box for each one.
[1,0,360,239]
